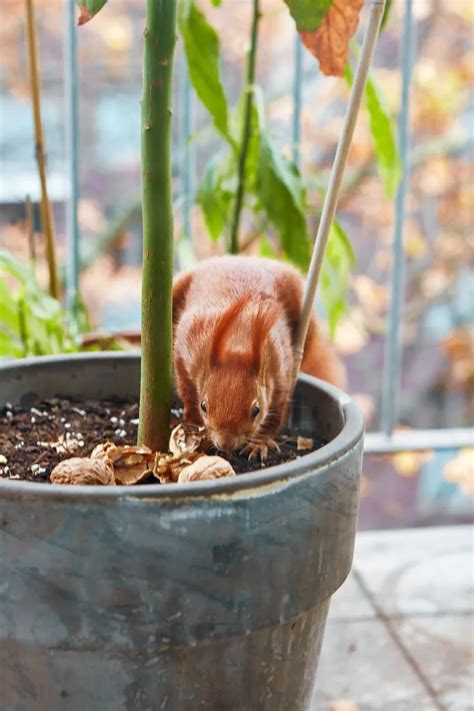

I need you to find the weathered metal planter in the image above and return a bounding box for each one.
[0,354,364,710]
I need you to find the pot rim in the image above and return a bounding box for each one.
[0,353,364,500]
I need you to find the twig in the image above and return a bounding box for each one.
[229,0,260,254]
[24,0,60,300]
[292,1,385,386]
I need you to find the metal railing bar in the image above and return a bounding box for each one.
[381,0,415,435]
[64,0,80,313]
[364,427,474,454]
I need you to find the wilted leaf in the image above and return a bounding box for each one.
[345,62,401,199]
[178,455,235,483]
[76,0,108,26]
[178,0,231,143]
[257,130,310,269]
[284,0,332,32]
[301,0,364,77]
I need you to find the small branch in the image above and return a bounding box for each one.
[24,0,60,300]
[229,0,260,254]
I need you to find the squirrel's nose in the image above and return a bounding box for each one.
[213,434,237,452]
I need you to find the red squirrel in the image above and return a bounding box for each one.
[173,256,346,459]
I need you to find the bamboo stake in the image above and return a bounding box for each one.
[25,0,60,300]
[292,0,385,386]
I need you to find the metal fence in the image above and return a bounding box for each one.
[62,0,473,456]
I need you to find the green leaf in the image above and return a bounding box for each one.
[76,0,108,25]
[259,235,278,259]
[0,277,20,335]
[0,249,81,357]
[284,0,332,32]
[345,62,401,199]
[256,130,310,269]
[380,0,393,32]
[197,156,234,241]
[320,221,355,337]
[210,0,222,5]
[0,329,23,358]
[0,249,30,283]
[178,0,231,143]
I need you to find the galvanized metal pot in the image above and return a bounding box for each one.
[0,354,364,711]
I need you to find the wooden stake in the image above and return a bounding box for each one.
[25,0,60,300]
[292,1,385,386]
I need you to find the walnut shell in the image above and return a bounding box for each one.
[178,455,235,484]
[169,424,204,456]
[51,457,115,486]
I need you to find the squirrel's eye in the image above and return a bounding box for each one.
[251,402,260,419]
[200,400,207,414]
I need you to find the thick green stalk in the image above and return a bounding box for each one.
[138,0,177,452]
[229,0,260,254]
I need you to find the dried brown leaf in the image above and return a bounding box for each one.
[77,5,92,26]
[301,0,364,77]
[51,457,115,486]
[178,455,235,484]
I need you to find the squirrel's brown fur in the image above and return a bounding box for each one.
[173,256,346,455]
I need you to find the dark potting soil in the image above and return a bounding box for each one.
[0,397,326,484]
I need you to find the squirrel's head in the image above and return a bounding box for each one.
[199,295,281,453]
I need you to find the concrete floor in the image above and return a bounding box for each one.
[312,525,474,711]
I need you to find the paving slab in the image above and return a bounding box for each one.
[312,525,474,711]
[311,618,438,711]
[396,614,474,711]
[353,525,473,616]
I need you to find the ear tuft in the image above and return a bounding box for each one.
[250,298,281,373]
[210,294,253,367]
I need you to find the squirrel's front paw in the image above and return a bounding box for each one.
[241,438,280,462]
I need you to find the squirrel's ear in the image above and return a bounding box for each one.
[250,299,280,373]
[210,295,252,368]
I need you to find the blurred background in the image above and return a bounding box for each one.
[0,0,472,528]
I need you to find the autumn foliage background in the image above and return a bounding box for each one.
[0,0,472,527]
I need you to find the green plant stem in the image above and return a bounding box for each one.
[138,0,177,452]
[229,0,260,254]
